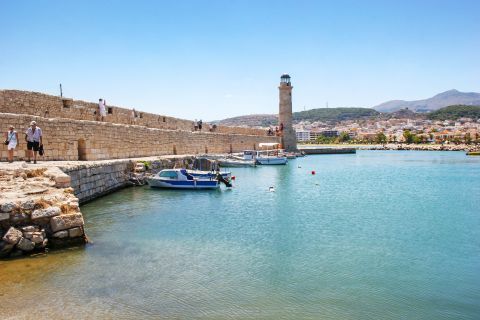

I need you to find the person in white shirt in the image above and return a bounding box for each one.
[25,121,43,164]
[4,125,19,163]
[98,98,107,121]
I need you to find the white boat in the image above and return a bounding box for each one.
[147,169,227,189]
[217,157,256,167]
[243,143,288,165]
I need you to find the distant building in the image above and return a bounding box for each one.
[320,130,339,138]
[295,130,311,142]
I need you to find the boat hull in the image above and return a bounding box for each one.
[256,157,288,165]
[147,178,219,189]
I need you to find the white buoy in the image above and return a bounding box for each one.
[269,186,275,192]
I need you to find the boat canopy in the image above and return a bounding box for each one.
[259,143,280,148]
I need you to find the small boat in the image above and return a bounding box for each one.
[466,151,480,156]
[217,158,256,167]
[147,169,229,189]
[243,143,288,165]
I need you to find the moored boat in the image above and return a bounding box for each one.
[466,151,480,156]
[243,143,288,165]
[147,169,226,189]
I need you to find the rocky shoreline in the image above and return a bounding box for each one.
[304,143,478,152]
[0,165,86,258]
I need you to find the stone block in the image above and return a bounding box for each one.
[2,227,23,244]
[31,206,61,220]
[20,199,35,210]
[0,201,17,213]
[52,230,68,238]
[21,225,38,233]
[68,227,83,238]
[31,232,44,244]
[0,212,9,221]
[50,213,84,232]
[17,237,35,251]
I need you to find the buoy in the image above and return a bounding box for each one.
[231,176,236,180]
[311,170,316,175]
[269,186,275,192]
[298,165,302,168]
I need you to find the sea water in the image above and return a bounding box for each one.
[1,151,479,319]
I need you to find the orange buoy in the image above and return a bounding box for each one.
[231,176,236,180]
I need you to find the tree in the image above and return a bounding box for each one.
[338,131,350,142]
[375,132,387,144]
[403,130,414,144]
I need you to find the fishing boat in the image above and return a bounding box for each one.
[147,169,231,189]
[243,143,288,165]
[217,157,256,167]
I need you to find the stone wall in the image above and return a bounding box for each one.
[0,90,266,135]
[0,113,279,161]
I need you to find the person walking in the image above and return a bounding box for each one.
[4,125,18,163]
[98,98,107,121]
[25,121,42,164]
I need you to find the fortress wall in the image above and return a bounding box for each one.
[0,113,278,161]
[0,90,265,135]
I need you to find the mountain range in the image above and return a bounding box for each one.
[214,89,480,127]
[373,89,480,112]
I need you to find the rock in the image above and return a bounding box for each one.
[0,201,17,213]
[21,226,38,233]
[0,212,9,222]
[31,206,61,220]
[52,230,68,238]
[20,199,35,210]
[50,213,84,232]
[0,241,14,257]
[68,227,83,238]
[17,237,35,251]
[2,227,23,245]
[37,238,48,249]
[31,233,44,244]
[10,212,29,224]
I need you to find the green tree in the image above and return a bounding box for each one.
[375,132,387,144]
[403,130,414,144]
[338,131,350,142]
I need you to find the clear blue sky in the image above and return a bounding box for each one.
[1,0,479,121]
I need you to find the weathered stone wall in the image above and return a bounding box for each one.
[0,165,86,258]
[61,161,132,203]
[0,90,266,135]
[0,113,279,161]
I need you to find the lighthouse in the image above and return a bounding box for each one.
[278,74,298,152]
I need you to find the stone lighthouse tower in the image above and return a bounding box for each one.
[278,74,297,152]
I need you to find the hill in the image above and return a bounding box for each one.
[214,107,379,127]
[374,89,480,113]
[213,114,278,127]
[426,105,480,121]
[293,107,379,122]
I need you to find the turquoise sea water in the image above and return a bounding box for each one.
[1,151,480,319]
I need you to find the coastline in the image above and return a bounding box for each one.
[299,143,477,152]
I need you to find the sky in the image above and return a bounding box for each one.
[1,0,479,121]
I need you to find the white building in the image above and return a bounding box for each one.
[295,130,311,142]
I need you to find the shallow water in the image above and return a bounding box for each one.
[1,151,480,319]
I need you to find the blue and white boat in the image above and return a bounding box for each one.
[147,169,230,189]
